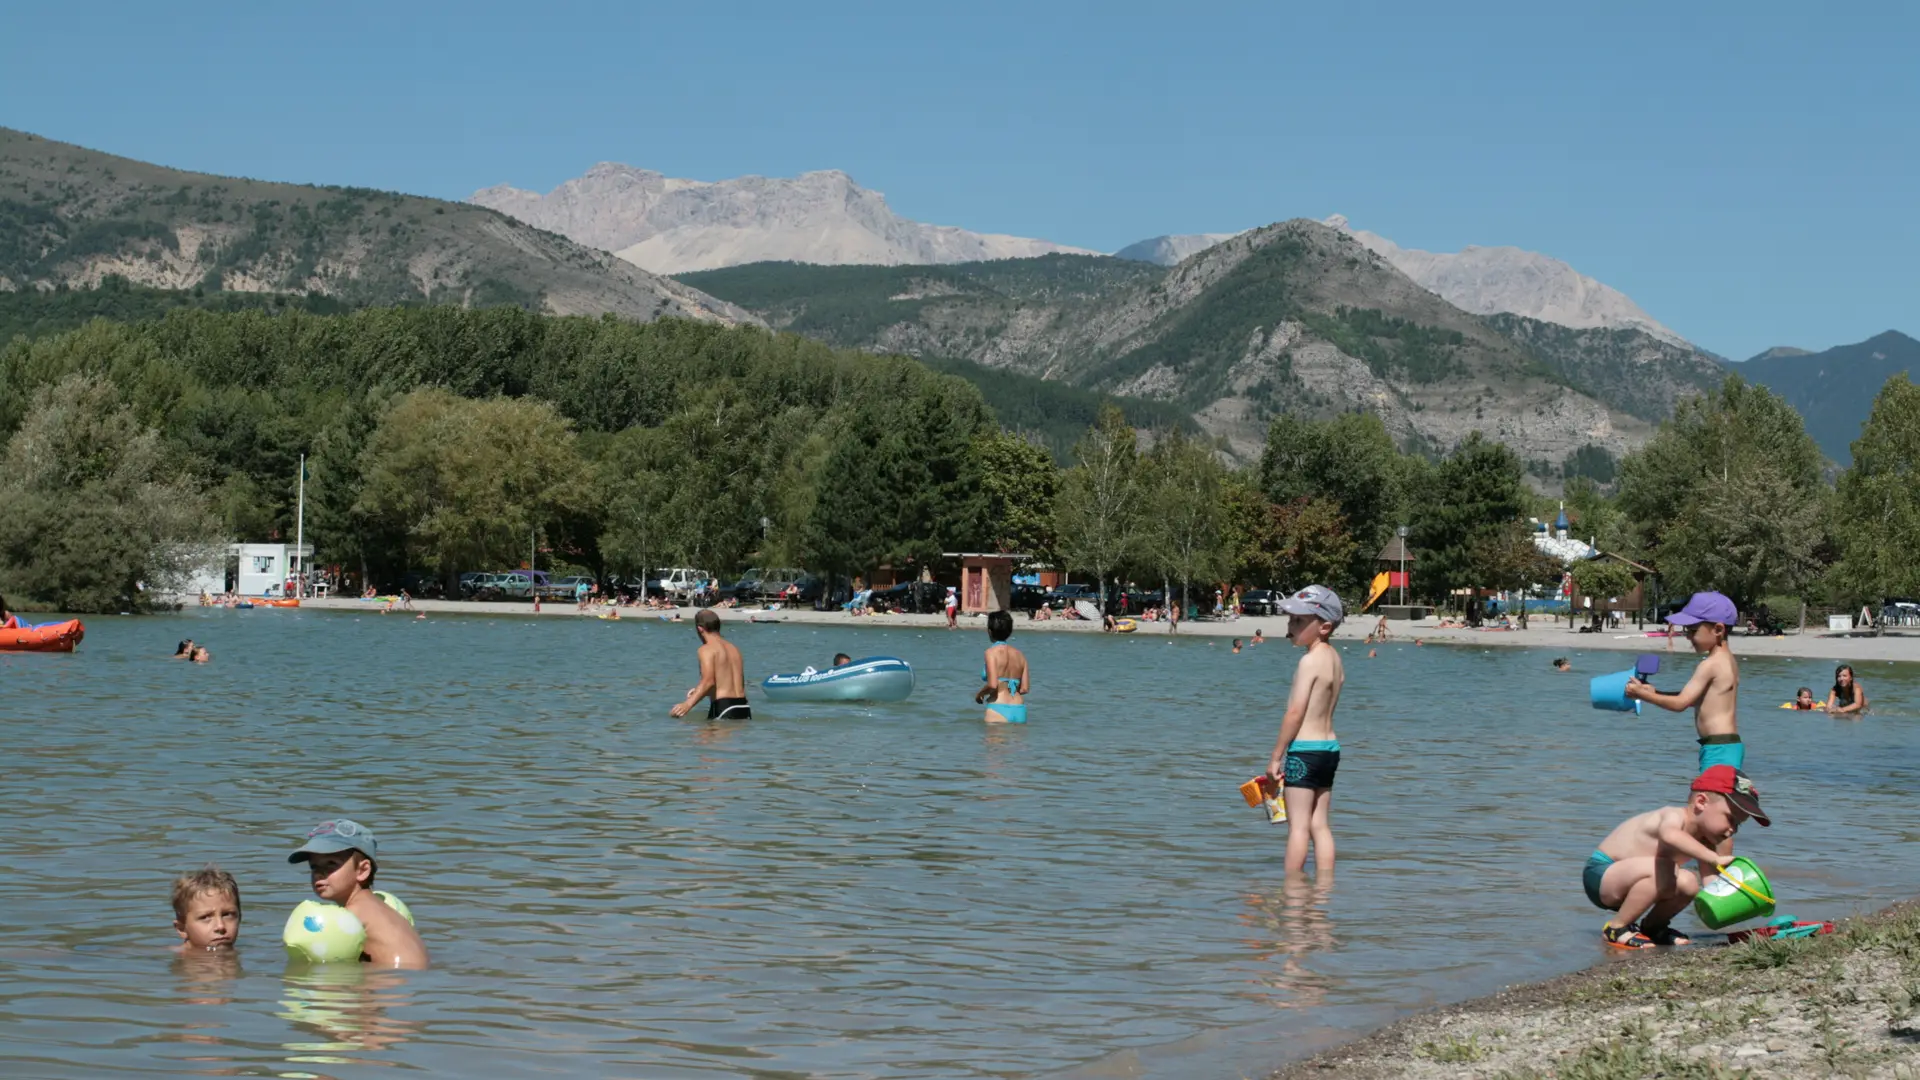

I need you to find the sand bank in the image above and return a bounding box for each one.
[1269,900,1920,1079]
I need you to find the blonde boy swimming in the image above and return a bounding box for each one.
[171,866,241,952]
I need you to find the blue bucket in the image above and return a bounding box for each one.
[1589,669,1642,713]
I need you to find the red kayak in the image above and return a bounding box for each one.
[0,619,86,653]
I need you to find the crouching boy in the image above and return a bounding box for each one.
[1583,765,1769,949]
[290,818,429,969]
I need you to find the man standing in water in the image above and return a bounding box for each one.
[670,609,751,719]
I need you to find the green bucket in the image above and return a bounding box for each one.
[1692,857,1776,929]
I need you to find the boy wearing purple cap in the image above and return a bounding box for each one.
[1626,591,1743,767]
[1262,585,1346,873]
[1626,591,1745,862]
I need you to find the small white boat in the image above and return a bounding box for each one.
[762,657,914,703]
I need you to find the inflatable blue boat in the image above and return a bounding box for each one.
[762,657,914,703]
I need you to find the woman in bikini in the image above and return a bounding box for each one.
[975,610,1029,724]
[1826,664,1868,716]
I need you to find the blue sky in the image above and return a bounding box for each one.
[4,1,1913,358]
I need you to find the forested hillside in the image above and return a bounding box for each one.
[0,308,1007,609]
[684,223,1672,466]
[0,127,750,324]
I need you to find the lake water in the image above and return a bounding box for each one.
[3,611,1918,1078]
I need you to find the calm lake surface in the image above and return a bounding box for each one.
[3,611,1918,1078]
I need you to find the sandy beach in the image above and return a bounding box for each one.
[295,597,1919,663]
[1268,900,1920,1079]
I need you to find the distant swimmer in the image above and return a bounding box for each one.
[172,639,196,659]
[1553,657,1571,671]
[832,653,852,667]
[1251,629,1265,645]
[1827,664,1867,716]
[671,609,750,719]
[191,646,212,663]
[976,610,1028,724]
[1790,686,1818,710]
[1232,638,1243,654]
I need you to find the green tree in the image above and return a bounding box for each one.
[0,374,216,612]
[1832,374,1920,604]
[1414,432,1528,600]
[354,388,592,590]
[1615,376,1826,606]
[973,427,1059,558]
[1142,428,1228,611]
[1571,558,1637,606]
[1468,519,1565,627]
[1054,405,1141,607]
[1259,412,1404,587]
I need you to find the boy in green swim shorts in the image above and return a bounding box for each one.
[1625,591,1744,777]
[1584,765,1768,949]
[1263,585,1345,873]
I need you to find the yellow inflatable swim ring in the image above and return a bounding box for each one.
[1113,618,1138,633]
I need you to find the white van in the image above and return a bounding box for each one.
[656,568,713,603]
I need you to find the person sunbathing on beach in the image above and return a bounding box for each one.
[1582,766,1765,949]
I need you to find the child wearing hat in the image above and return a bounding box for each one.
[1626,591,1744,772]
[290,819,428,969]
[1262,585,1346,873]
[1583,765,1769,949]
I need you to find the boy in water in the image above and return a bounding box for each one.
[1625,592,1743,860]
[1264,585,1346,873]
[171,866,241,952]
[670,609,750,719]
[291,819,429,969]
[1584,765,1767,949]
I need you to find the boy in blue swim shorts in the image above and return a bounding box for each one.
[1626,591,1744,772]
[1584,766,1767,949]
[1262,585,1346,873]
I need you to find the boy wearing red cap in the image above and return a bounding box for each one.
[1626,591,1744,779]
[1583,766,1768,949]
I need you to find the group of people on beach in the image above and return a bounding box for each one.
[171,819,428,969]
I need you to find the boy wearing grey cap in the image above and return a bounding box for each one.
[1263,585,1346,873]
[291,819,429,969]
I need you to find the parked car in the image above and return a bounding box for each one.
[758,569,823,603]
[870,580,945,614]
[1241,588,1282,616]
[655,568,713,604]
[1110,587,1164,616]
[548,575,595,600]
[1010,584,1048,613]
[728,567,770,600]
[498,570,553,599]
[1043,583,1100,610]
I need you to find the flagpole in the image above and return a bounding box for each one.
[295,454,306,599]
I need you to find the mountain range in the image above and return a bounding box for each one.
[678,221,1731,466]
[475,165,1694,353]
[1116,217,1689,348]
[471,165,1093,275]
[0,128,752,325]
[1736,331,1920,462]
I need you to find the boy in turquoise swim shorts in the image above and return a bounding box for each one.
[1625,591,1744,779]
[1263,585,1345,873]
[1584,765,1767,949]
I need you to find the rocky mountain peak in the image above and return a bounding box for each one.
[471,165,1091,274]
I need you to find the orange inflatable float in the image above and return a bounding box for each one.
[0,618,85,652]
